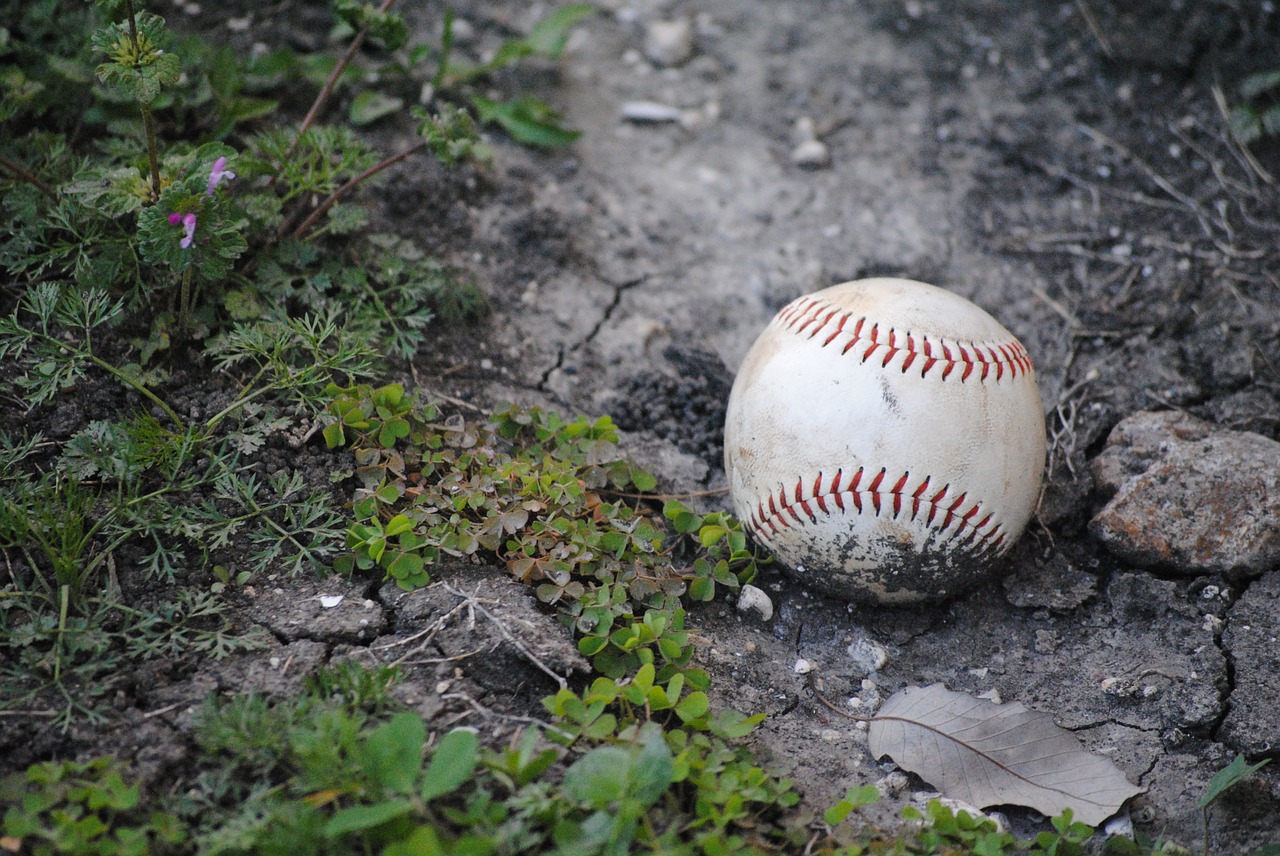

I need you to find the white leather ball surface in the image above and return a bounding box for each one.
[724,278,1047,604]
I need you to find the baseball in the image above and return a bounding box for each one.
[723,278,1046,604]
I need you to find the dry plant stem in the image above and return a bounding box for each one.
[273,0,402,179]
[0,156,57,200]
[807,674,872,723]
[1074,0,1112,57]
[611,486,730,501]
[288,140,427,240]
[178,267,194,331]
[1211,84,1276,186]
[442,582,570,691]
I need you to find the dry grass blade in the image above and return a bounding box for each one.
[868,684,1144,826]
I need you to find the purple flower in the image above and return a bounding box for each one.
[168,212,183,225]
[206,156,236,195]
[178,213,197,249]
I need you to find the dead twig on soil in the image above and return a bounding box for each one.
[396,645,488,667]
[804,673,871,723]
[373,595,475,668]
[439,689,575,740]
[442,583,570,691]
[1211,84,1276,186]
[1077,124,1217,239]
[1074,1,1113,58]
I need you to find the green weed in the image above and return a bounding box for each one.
[0,757,187,856]
[322,387,765,679]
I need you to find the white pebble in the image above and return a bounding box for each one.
[620,100,684,123]
[644,19,694,67]
[448,18,476,46]
[1104,814,1135,838]
[793,658,814,674]
[790,139,831,168]
[793,116,819,143]
[319,595,344,608]
[736,584,774,621]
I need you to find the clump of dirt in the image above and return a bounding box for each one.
[607,345,733,467]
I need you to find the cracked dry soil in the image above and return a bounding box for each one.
[4,0,1280,850]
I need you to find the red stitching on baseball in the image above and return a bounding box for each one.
[747,468,1008,560]
[778,295,1032,383]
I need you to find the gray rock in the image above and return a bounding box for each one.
[737,584,775,621]
[1089,411,1280,576]
[1219,572,1280,755]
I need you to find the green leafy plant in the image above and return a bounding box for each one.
[1197,754,1273,856]
[0,757,186,856]
[3,0,571,357]
[1227,70,1280,146]
[322,388,766,680]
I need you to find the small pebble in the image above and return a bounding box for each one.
[736,584,775,621]
[620,100,684,123]
[644,19,694,67]
[791,139,831,169]
[1104,814,1135,838]
[846,637,888,674]
[320,595,344,608]
[877,771,909,795]
[448,17,476,46]
[793,116,819,143]
[793,658,814,674]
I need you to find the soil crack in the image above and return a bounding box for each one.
[536,273,647,391]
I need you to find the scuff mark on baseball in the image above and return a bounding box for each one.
[724,278,1047,604]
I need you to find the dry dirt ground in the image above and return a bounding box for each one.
[5,0,1280,850]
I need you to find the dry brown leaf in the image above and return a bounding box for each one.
[868,683,1143,826]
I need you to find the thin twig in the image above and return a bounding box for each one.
[287,141,427,241]
[806,673,871,723]
[143,702,183,719]
[610,486,729,501]
[275,0,401,175]
[1211,83,1275,186]
[1077,124,1215,238]
[397,645,488,666]
[440,689,576,739]
[443,583,570,690]
[0,155,58,200]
